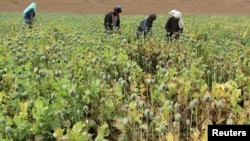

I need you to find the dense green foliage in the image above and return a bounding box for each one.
[0,13,250,141]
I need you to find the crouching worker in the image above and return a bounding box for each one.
[104,5,122,34]
[165,9,184,40]
[23,2,37,28]
[137,13,157,39]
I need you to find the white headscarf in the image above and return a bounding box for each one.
[23,2,36,16]
[169,9,184,29]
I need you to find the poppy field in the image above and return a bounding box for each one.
[0,13,250,141]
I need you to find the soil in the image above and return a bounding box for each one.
[1,0,250,16]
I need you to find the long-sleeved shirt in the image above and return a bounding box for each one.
[137,17,153,33]
[165,17,183,34]
[24,9,36,20]
[104,12,120,30]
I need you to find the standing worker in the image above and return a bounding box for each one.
[136,13,157,39]
[23,2,37,28]
[104,5,122,34]
[165,9,184,40]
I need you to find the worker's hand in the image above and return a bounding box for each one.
[173,32,179,35]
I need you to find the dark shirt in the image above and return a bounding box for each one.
[165,17,183,34]
[104,12,120,30]
[137,17,153,33]
[24,9,36,21]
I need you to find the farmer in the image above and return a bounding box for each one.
[23,2,37,28]
[104,5,122,34]
[165,9,184,40]
[136,13,157,39]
